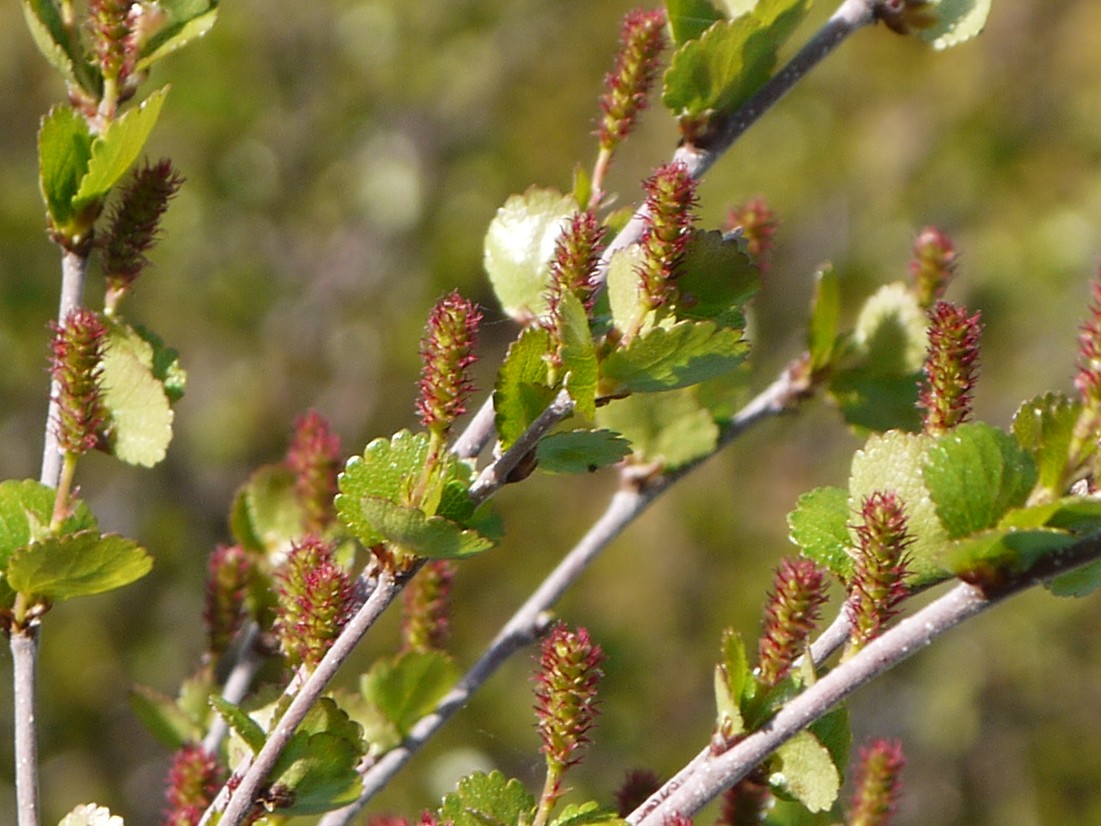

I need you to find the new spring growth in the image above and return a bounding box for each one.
[286,409,342,535]
[592,8,667,201]
[533,624,604,826]
[629,162,697,337]
[1068,276,1101,480]
[90,0,133,97]
[918,300,982,435]
[416,291,482,448]
[724,197,779,273]
[848,739,905,826]
[846,492,912,655]
[163,743,225,826]
[401,559,454,653]
[203,544,252,658]
[274,537,356,670]
[50,307,107,457]
[908,226,956,311]
[756,558,828,689]
[102,159,185,313]
[545,210,606,370]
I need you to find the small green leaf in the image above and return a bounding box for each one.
[665,0,724,44]
[676,229,760,327]
[714,629,750,737]
[560,291,598,420]
[268,697,365,815]
[0,479,97,560]
[7,531,151,601]
[535,429,631,474]
[484,187,575,323]
[787,486,853,580]
[38,105,93,227]
[809,704,850,786]
[73,88,168,211]
[20,0,91,89]
[827,368,923,434]
[136,0,219,71]
[850,282,928,375]
[923,423,1038,539]
[849,430,947,585]
[360,650,461,736]
[551,802,626,826]
[997,496,1101,533]
[135,325,187,402]
[210,694,267,753]
[100,320,175,467]
[944,528,1078,590]
[769,729,840,813]
[130,684,204,749]
[355,497,495,559]
[918,0,991,50]
[1011,393,1083,496]
[1049,559,1101,598]
[439,770,537,826]
[596,387,718,469]
[662,0,812,121]
[600,320,749,394]
[606,246,645,335]
[808,266,840,372]
[494,327,557,450]
[57,804,124,826]
[229,464,305,556]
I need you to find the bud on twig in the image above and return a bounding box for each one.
[285,410,342,535]
[533,624,604,822]
[635,162,697,321]
[598,9,667,152]
[848,739,905,826]
[401,559,454,653]
[908,226,956,310]
[918,301,982,435]
[757,558,827,689]
[546,210,606,367]
[847,492,911,653]
[203,544,253,658]
[1075,276,1101,411]
[49,307,108,456]
[724,197,779,273]
[274,538,356,670]
[163,743,224,826]
[416,291,482,441]
[101,159,184,309]
[90,0,133,87]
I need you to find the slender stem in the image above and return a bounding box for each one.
[209,568,405,826]
[12,625,41,826]
[201,623,266,756]
[681,0,877,180]
[451,395,497,461]
[41,249,90,489]
[629,533,1101,826]
[318,366,807,826]
[468,390,576,503]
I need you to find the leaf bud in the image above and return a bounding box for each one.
[756,558,827,689]
[918,300,983,434]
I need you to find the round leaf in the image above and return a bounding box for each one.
[7,531,152,601]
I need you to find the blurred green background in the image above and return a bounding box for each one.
[4,1,1101,823]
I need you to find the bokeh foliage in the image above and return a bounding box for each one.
[3,0,1101,823]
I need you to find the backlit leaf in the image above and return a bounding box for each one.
[440,771,536,826]
[7,531,151,601]
[600,320,749,394]
[535,429,631,474]
[484,187,575,323]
